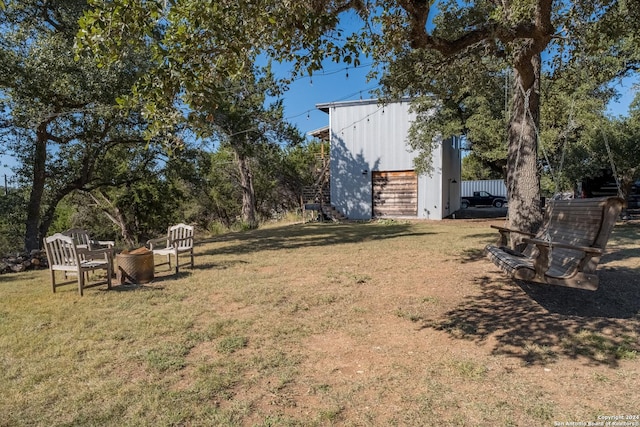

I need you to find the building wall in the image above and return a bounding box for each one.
[442,137,463,216]
[321,99,460,220]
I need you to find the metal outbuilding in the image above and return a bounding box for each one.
[313,99,462,220]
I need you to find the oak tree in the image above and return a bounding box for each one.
[80,0,639,239]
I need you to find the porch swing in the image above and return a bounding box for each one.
[484,87,625,291]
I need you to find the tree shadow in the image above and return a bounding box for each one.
[517,268,640,319]
[459,248,487,263]
[107,282,165,292]
[330,133,381,220]
[423,242,640,367]
[199,222,435,258]
[0,274,22,283]
[192,260,249,271]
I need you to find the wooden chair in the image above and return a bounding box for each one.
[62,228,115,281]
[43,233,113,296]
[484,197,624,290]
[62,228,115,252]
[146,223,194,274]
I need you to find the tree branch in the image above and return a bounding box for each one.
[398,0,554,59]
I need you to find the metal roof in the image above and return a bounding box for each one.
[315,97,422,113]
[307,126,329,141]
[315,98,392,113]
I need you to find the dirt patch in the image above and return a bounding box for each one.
[226,220,640,425]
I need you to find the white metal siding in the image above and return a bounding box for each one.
[461,180,507,198]
[444,137,462,215]
[322,99,461,220]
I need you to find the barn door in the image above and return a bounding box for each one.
[372,170,418,217]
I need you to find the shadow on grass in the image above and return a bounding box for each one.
[199,222,434,258]
[423,242,640,367]
[459,248,487,263]
[612,221,640,242]
[192,260,249,271]
[107,282,165,292]
[108,269,195,291]
[0,274,23,283]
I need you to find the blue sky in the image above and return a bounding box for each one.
[605,75,639,117]
[274,60,380,138]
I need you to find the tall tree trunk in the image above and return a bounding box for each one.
[39,193,66,244]
[39,180,85,242]
[24,122,49,251]
[87,190,137,247]
[506,54,544,242]
[235,148,258,229]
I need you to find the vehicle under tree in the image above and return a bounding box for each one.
[460,191,507,209]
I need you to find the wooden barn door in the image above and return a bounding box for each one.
[372,170,418,217]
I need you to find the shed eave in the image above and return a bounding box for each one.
[308,125,330,141]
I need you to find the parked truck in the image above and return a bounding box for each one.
[460,191,507,209]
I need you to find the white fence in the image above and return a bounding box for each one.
[461,179,507,197]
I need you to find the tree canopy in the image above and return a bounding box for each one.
[0,1,347,252]
[78,0,639,238]
[0,0,167,250]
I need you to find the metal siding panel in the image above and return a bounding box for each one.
[328,100,459,220]
[461,180,507,197]
[330,105,373,220]
[337,101,414,171]
[420,143,444,220]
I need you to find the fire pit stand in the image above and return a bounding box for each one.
[116,247,154,285]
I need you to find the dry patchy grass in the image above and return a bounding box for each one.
[1,219,639,426]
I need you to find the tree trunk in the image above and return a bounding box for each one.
[506,54,544,243]
[87,190,137,247]
[24,122,49,251]
[113,205,136,247]
[39,193,66,244]
[235,148,258,229]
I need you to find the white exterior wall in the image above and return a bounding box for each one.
[320,99,461,220]
[444,137,463,216]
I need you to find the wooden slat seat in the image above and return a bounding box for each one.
[484,197,624,290]
[62,228,115,252]
[44,233,113,296]
[146,223,195,275]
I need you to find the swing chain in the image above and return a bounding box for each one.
[602,131,624,199]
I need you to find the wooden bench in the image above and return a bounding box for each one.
[484,197,624,290]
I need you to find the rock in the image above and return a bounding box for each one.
[10,263,25,273]
[1,249,48,274]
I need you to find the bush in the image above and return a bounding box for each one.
[0,191,27,254]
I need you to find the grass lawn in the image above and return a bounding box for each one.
[1,219,639,426]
